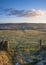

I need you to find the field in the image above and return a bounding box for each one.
[0,29,46,65]
[0,30,46,49]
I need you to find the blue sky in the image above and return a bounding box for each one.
[0,0,46,23]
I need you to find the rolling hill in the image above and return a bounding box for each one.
[0,23,46,32]
[0,23,46,65]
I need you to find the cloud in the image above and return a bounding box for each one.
[20,9,46,17]
[0,8,46,17]
[0,8,25,16]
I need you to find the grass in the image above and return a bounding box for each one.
[0,30,46,49]
[0,29,46,65]
[0,51,13,65]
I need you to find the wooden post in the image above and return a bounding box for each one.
[5,41,9,51]
[39,39,42,49]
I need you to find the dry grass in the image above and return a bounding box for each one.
[0,51,12,65]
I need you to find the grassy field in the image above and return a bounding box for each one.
[0,29,46,65]
[0,30,46,50]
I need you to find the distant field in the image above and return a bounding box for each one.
[0,30,46,50]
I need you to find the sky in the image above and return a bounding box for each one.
[0,0,46,23]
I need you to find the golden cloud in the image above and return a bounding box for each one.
[21,9,46,17]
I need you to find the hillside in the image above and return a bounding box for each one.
[0,23,46,32]
[0,51,12,65]
[0,23,46,65]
